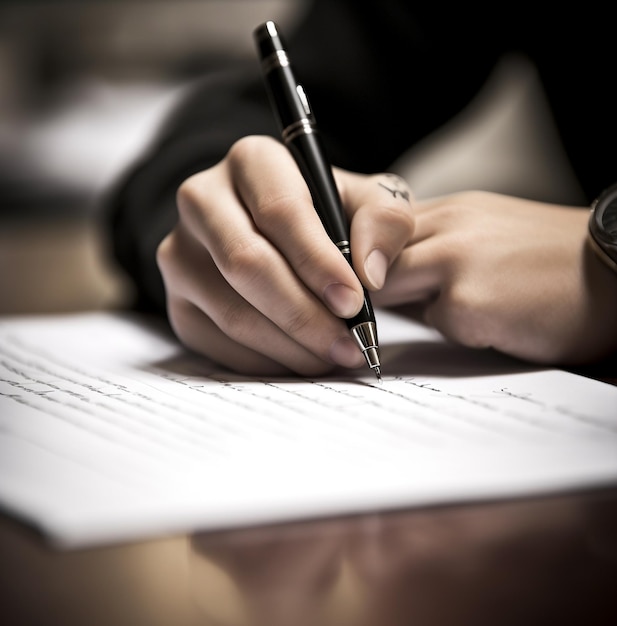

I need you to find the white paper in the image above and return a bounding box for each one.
[1,310,616,548]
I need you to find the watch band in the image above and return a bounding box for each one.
[588,183,617,274]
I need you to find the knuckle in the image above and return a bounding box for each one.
[226,135,277,168]
[216,299,251,341]
[156,233,174,268]
[219,235,267,281]
[254,191,299,222]
[176,177,214,232]
[156,233,183,284]
[227,135,260,161]
[281,305,317,337]
[228,138,307,223]
[176,174,202,217]
[288,244,324,276]
[432,204,461,225]
[380,201,415,231]
[444,287,492,348]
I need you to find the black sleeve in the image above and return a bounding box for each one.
[102,66,279,312]
[101,0,499,314]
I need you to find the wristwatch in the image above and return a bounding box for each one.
[589,183,617,273]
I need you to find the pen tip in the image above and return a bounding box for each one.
[373,366,382,383]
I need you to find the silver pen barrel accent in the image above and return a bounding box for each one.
[351,321,382,381]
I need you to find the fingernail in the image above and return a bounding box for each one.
[323,283,362,318]
[364,249,388,289]
[330,336,365,368]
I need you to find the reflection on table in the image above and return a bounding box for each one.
[2,487,617,625]
[188,490,617,626]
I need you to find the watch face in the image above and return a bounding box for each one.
[596,185,617,237]
[589,183,617,271]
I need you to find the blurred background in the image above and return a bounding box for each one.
[0,0,581,315]
[0,0,306,313]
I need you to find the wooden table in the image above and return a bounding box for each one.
[2,488,617,626]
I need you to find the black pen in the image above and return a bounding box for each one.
[254,20,381,381]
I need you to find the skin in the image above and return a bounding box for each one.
[156,135,617,376]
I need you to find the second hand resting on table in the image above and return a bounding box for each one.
[156,135,617,377]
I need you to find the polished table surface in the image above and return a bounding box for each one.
[2,488,617,626]
[1,213,617,626]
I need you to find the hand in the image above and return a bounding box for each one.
[156,135,414,376]
[373,190,617,364]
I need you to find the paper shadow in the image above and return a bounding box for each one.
[378,339,540,378]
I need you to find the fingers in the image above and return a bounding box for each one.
[174,145,366,371]
[169,299,292,377]
[336,171,416,291]
[379,190,614,365]
[330,171,442,307]
[158,223,362,376]
[164,135,441,375]
[371,194,486,312]
[227,136,365,319]
[372,192,496,307]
